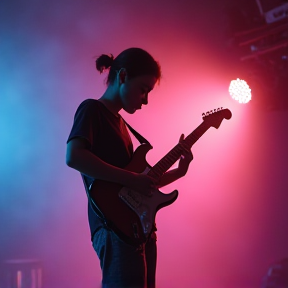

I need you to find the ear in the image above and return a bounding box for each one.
[118,68,127,84]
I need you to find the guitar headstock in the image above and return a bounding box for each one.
[202,108,232,129]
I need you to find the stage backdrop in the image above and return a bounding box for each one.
[1,1,287,287]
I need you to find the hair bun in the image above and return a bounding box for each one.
[96,54,114,73]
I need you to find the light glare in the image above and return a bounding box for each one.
[229,78,252,104]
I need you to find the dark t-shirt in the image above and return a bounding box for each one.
[67,99,134,239]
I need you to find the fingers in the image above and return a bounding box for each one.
[135,174,158,197]
[178,134,190,151]
[148,176,158,189]
[145,177,157,197]
[178,133,193,161]
[179,133,185,142]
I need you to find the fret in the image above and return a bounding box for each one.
[149,121,211,177]
[146,109,232,180]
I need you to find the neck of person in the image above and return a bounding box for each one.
[98,87,122,117]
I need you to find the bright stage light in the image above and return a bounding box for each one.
[229,78,252,104]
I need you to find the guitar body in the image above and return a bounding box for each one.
[88,108,232,246]
[89,143,179,245]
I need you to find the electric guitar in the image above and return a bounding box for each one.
[88,108,232,245]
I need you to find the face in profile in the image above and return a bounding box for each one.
[119,74,157,114]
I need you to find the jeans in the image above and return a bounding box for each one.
[92,227,157,288]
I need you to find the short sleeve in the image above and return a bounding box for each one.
[67,99,99,148]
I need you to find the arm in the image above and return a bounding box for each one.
[66,137,157,194]
[157,134,193,188]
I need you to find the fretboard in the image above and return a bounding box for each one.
[148,121,211,179]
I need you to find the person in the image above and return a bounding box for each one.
[66,47,193,288]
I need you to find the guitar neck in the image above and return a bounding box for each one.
[148,121,211,179]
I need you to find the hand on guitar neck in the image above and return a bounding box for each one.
[127,133,193,196]
[177,134,194,175]
[155,133,193,188]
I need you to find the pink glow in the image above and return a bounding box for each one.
[1,1,288,288]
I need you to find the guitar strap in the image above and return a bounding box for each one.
[122,118,152,147]
[122,117,158,238]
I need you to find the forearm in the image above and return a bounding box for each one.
[158,168,186,188]
[66,146,136,187]
[157,141,193,187]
